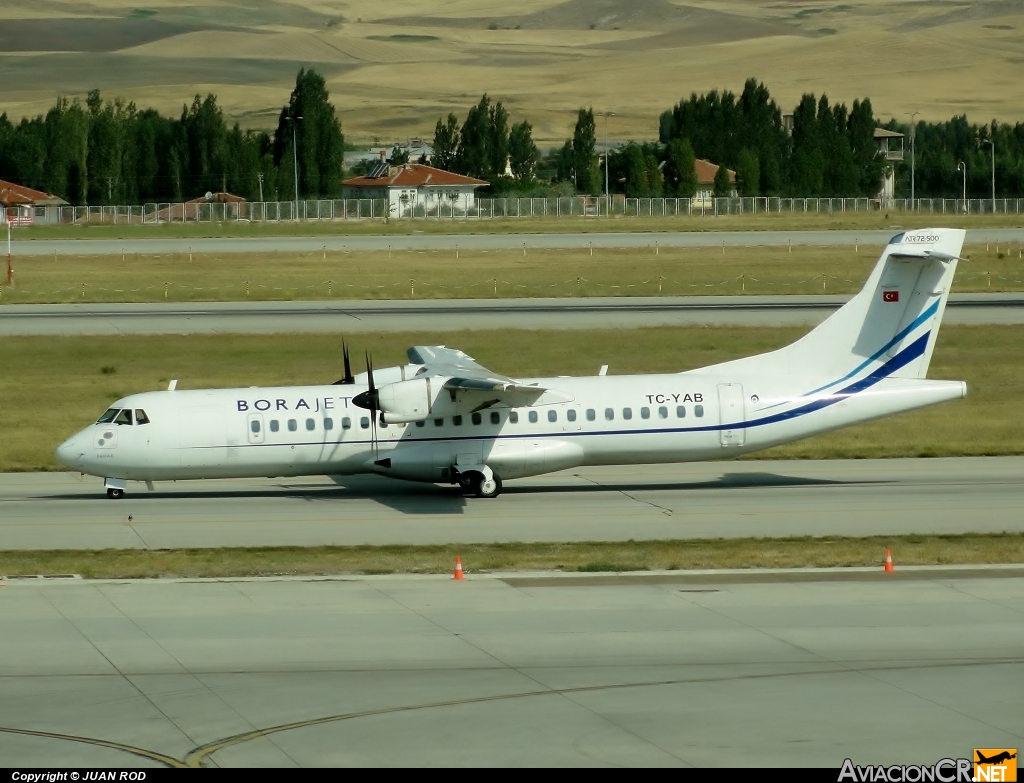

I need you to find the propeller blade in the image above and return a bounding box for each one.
[332,339,356,385]
[351,351,379,411]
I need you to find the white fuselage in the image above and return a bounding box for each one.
[56,370,966,486]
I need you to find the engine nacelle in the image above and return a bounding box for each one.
[352,363,423,387]
[377,377,437,423]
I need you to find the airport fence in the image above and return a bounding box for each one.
[6,196,1024,226]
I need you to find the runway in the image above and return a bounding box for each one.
[3,458,1022,550]
[13,227,1024,256]
[3,293,1023,335]
[1,569,1021,766]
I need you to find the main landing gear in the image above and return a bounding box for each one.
[457,467,503,498]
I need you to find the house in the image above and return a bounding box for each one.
[0,178,67,225]
[152,192,247,222]
[694,159,737,205]
[342,158,488,217]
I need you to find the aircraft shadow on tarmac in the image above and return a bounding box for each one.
[43,471,882,515]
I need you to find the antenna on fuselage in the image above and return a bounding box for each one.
[598,365,608,376]
[168,380,178,391]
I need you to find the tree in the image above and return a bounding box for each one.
[488,100,510,177]
[273,68,345,198]
[572,107,599,194]
[508,120,538,181]
[456,94,493,178]
[389,146,410,165]
[713,163,732,197]
[555,140,575,183]
[663,137,697,196]
[735,148,760,196]
[432,113,460,171]
[622,143,649,197]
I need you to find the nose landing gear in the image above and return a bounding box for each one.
[106,487,124,499]
[104,478,127,500]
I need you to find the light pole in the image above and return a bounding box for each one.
[600,111,615,208]
[905,111,919,210]
[982,138,995,212]
[956,161,966,212]
[287,114,302,220]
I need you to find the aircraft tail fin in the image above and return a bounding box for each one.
[705,229,965,384]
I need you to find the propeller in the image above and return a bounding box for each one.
[332,339,355,385]
[352,351,380,459]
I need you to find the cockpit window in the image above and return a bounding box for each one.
[135,409,150,425]
[114,409,133,426]
[96,408,120,424]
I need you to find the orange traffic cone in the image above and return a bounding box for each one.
[884,548,894,573]
[452,556,465,580]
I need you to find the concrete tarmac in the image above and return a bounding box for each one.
[2,293,1023,336]
[13,228,1024,256]
[3,458,1022,550]
[1,570,1021,767]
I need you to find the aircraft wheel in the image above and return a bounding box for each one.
[106,488,124,499]
[475,474,502,499]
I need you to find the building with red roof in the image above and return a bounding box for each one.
[342,158,488,217]
[694,159,737,206]
[0,178,67,225]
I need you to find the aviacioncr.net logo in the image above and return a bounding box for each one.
[839,758,973,782]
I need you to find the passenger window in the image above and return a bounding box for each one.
[453,415,463,426]
[270,420,280,432]
[250,420,261,433]
[434,418,444,426]
[548,410,557,422]
[640,407,650,420]
[471,412,482,425]
[135,409,150,425]
[528,410,538,423]
[306,418,315,431]
[605,408,614,421]
[490,411,501,425]
[622,408,632,420]
[586,409,596,421]
[509,411,519,424]
[360,417,370,429]
[342,417,352,429]
[676,406,686,418]
[695,404,704,418]
[114,409,133,426]
[567,409,577,422]
[97,408,120,424]
[659,406,668,419]
[288,419,297,432]
[324,418,334,431]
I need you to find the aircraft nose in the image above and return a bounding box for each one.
[55,433,85,468]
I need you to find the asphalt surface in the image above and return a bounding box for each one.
[12,228,1024,256]
[1,570,1020,766]
[2,293,1023,335]
[3,458,1021,550]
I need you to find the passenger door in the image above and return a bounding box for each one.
[717,383,745,447]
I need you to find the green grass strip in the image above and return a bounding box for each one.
[3,534,1023,580]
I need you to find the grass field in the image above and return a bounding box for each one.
[6,243,1024,303]
[2,1,1023,144]
[2,324,1019,472]
[3,534,1023,579]
[14,213,1024,241]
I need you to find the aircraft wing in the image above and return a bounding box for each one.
[406,345,559,408]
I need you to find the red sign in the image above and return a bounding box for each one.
[883,290,899,302]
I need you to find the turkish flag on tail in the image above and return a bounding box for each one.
[883,290,899,302]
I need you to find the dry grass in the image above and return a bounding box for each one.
[2,2,1023,143]
[6,242,1024,303]
[1,324,1020,472]
[3,534,1023,579]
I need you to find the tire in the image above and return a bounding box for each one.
[475,474,502,499]
[107,488,124,499]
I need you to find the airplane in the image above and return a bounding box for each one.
[976,752,1016,765]
[56,228,967,500]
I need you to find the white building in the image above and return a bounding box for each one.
[341,162,488,217]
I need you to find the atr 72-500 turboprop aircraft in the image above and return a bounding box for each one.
[57,229,967,500]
